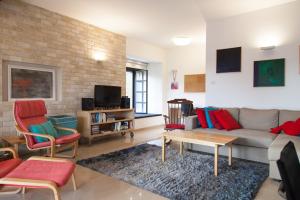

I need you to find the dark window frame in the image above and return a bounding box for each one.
[126,67,148,114]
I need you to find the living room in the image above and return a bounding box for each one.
[0,0,300,200]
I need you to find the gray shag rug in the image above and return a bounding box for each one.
[77,144,268,200]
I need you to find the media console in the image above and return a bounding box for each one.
[77,108,134,145]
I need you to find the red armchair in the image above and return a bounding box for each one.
[0,147,76,200]
[14,100,80,158]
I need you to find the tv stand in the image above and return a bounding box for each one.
[77,108,134,145]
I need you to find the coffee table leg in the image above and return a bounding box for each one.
[214,144,219,176]
[228,143,232,166]
[162,136,166,162]
[180,142,183,155]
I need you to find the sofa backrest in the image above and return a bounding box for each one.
[279,110,300,125]
[239,108,279,131]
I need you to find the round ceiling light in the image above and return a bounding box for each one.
[172,36,192,46]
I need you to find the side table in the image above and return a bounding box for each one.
[1,135,26,156]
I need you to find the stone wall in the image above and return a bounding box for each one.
[0,0,126,135]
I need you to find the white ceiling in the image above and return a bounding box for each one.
[23,0,296,47]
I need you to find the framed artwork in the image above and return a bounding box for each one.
[216,47,241,73]
[253,58,285,87]
[171,70,178,90]
[184,74,205,92]
[8,64,56,100]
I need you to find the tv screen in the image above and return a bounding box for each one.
[94,85,121,107]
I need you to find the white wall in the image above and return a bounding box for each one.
[206,1,300,110]
[166,44,206,108]
[148,63,163,114]
[126,38,166,128]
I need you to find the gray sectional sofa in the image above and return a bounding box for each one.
[185,108,300,179]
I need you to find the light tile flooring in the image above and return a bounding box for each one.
[2,126,283,200]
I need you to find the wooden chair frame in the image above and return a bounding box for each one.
[163,99,193,131]
[15,125,78,158]
[0,148,77,200]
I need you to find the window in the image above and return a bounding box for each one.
[126,67,148,114]
[135,70,147,113]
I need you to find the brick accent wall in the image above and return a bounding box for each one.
[0,0,126,135]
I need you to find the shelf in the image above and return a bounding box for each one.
[91,118,134,125]
[86,108,134,113]
[91,128,134,137]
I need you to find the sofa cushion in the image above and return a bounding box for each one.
[196,109,208,128]
[193,128,276,148]
[222,107,239,122]
[239,108,278,131]
[268,134,300,161]
[214,110,241,131]
[279,110,300,125]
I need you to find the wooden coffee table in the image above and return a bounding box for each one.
[162,130,238,176]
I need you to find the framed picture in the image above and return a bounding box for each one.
[171,70,178,90]
[253,58,285,87]
[216,47,241,73]
[8,64,56,100]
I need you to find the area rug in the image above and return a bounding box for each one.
[77,144,269,200]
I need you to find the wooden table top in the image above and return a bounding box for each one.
[0,135,26,144]
[163,130,238,147]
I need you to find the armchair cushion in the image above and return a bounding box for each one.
[6,160,75,187]
[166,124,185,129]
[29,121,59,143]
[31,133,81,149]
[0,158,22,178]
[15,100,47,118]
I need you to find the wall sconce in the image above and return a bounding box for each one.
[93,51,106,61]
[260,45,276,51]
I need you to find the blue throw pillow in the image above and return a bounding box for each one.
[29,121,59,143]
[204,107,217,128]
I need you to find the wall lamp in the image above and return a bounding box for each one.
[93,51,106,62]
[260,45,276,51]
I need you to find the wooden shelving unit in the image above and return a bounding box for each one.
[77,108,135,145]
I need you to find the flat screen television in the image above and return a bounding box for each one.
[94,85,121,107]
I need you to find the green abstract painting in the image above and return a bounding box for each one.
[254,58,285,87]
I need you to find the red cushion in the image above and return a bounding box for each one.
[31,133,81,149]
[6,160,75,187]
[296,118,300,125]
[271,121,300,136]
[196,109,208,128]
[166,124,185,129]
[0,158,22,178]
[209,111,223,130]
[14,100,47,118]
[214,110,241,131]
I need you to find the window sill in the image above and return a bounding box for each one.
[134,113,162,119]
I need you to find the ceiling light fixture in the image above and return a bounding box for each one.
[172,36,192,46]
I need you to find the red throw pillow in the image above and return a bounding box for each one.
[209,110,223,130]
[296,118,300,125]
[214,110,241,131]
[196,109,208,128]
[271,121,300,136]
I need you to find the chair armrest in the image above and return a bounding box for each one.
[163,115,169,125]
[15,125,55,142]
[55,126,78,134]
[0,147,17,158]
[184,115,198,131]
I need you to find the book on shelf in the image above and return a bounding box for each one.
[91,125,100,134]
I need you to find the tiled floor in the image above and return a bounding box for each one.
[2,126,283,200]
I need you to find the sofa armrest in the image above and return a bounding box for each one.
[185,115,198,131]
